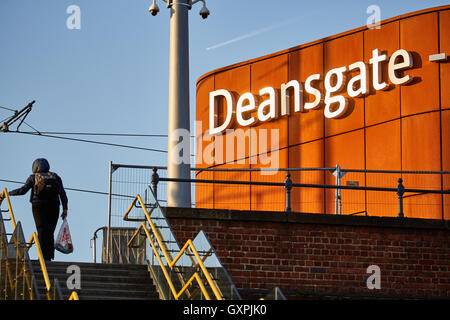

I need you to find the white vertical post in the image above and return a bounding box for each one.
[333,164,345,215]
[106,161,113,263]
[167,0,192,207]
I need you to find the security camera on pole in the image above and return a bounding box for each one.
[149,0,210,207]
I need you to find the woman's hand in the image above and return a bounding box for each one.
[61,209,68,220]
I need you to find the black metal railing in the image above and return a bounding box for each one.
[147,166,450,219]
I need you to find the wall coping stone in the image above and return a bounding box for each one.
[163,207,450,231]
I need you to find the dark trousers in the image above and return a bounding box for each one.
[31,202,60,261]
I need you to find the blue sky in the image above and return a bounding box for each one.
[0,0,448,263]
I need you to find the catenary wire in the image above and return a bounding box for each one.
[12,131,169,154]
[15,131,195,138]
[1,109,195,154]
[0,178,134,198]
[17,131,196,156]
[0,106,15,112]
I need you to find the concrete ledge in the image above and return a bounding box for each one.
[164,207,450,230]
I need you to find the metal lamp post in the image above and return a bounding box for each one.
[149,0,210,207]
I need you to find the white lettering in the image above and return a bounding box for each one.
[370,49,388,90]
[347,61,369,98]
[236,92,256,127]
[209,89,235,135]
[304,74,322,110]
[324,66,348,119]
[281,80,302,115]
[389,49,414,85]
[258,87,279,122]
[207,48,416,134]
[183,304,217,317]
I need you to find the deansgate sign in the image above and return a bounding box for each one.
[209,48,415,135]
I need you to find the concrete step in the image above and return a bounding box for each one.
[30,260,160,300]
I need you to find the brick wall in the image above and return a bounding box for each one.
[165,207,450,299]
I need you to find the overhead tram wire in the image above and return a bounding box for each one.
[1,118,168,153]
[15,131,169,154]
[6,130,196,157]
[14,131,196,138]
[0,178,135,198]
[1,103,195,155]
[0,106,15,122]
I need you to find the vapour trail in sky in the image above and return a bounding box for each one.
[206,17,299,51]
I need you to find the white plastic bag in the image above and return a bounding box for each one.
[55,218,73,254]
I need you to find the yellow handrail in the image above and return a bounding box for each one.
[1,188,16,229]
[27,232,51,291]
[1,187,79,300]
[124,194,223,300]
[68,291,79,300]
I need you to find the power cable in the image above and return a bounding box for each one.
[0,106,15,112]
[17,131,196,138]
[8,131,196,156]
[16,131,195,138]
[1,102,195,155]
[0,178,134,198]
[17,131,169,154]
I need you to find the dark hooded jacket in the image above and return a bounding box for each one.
[9,158,68,210]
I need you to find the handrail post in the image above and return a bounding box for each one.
[106,161,113,263]
[152,167,160,201]
[397,178,405,218]
[284,173,292,213]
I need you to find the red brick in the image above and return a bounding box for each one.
[166,212,449,298]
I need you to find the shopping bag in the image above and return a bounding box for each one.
[55,218,73,254]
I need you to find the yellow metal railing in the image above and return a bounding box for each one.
[1,188,79,300]
[124,194,223,300]
[1,188,16,229]
[68,291,79,300]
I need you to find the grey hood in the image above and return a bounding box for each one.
[32,158,50,173]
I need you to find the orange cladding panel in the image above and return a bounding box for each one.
[364,21,400,126]
[250,54,289,157]
[400,12,439,116]
[441,110,450,220]
[195,170,214,209]
[195,6,450,219]
[325,130,366,215]
[402,111,441,171]
[196,77,215,168]
[365,120,401,217]
[213,163,251,211]
[289,140,325,213]
[324,32,365,137]
[195,77,215,208]
[288,44,324,145]
[440,10,450,109]
[251,148,288,212]
[213,66,252,209]
[402,112,442,219]
[214,65,251,166]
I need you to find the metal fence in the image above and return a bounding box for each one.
[105,163,450,221]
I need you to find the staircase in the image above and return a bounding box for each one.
[31,260,160,300]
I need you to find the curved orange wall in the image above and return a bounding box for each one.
[195,6,450,220]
